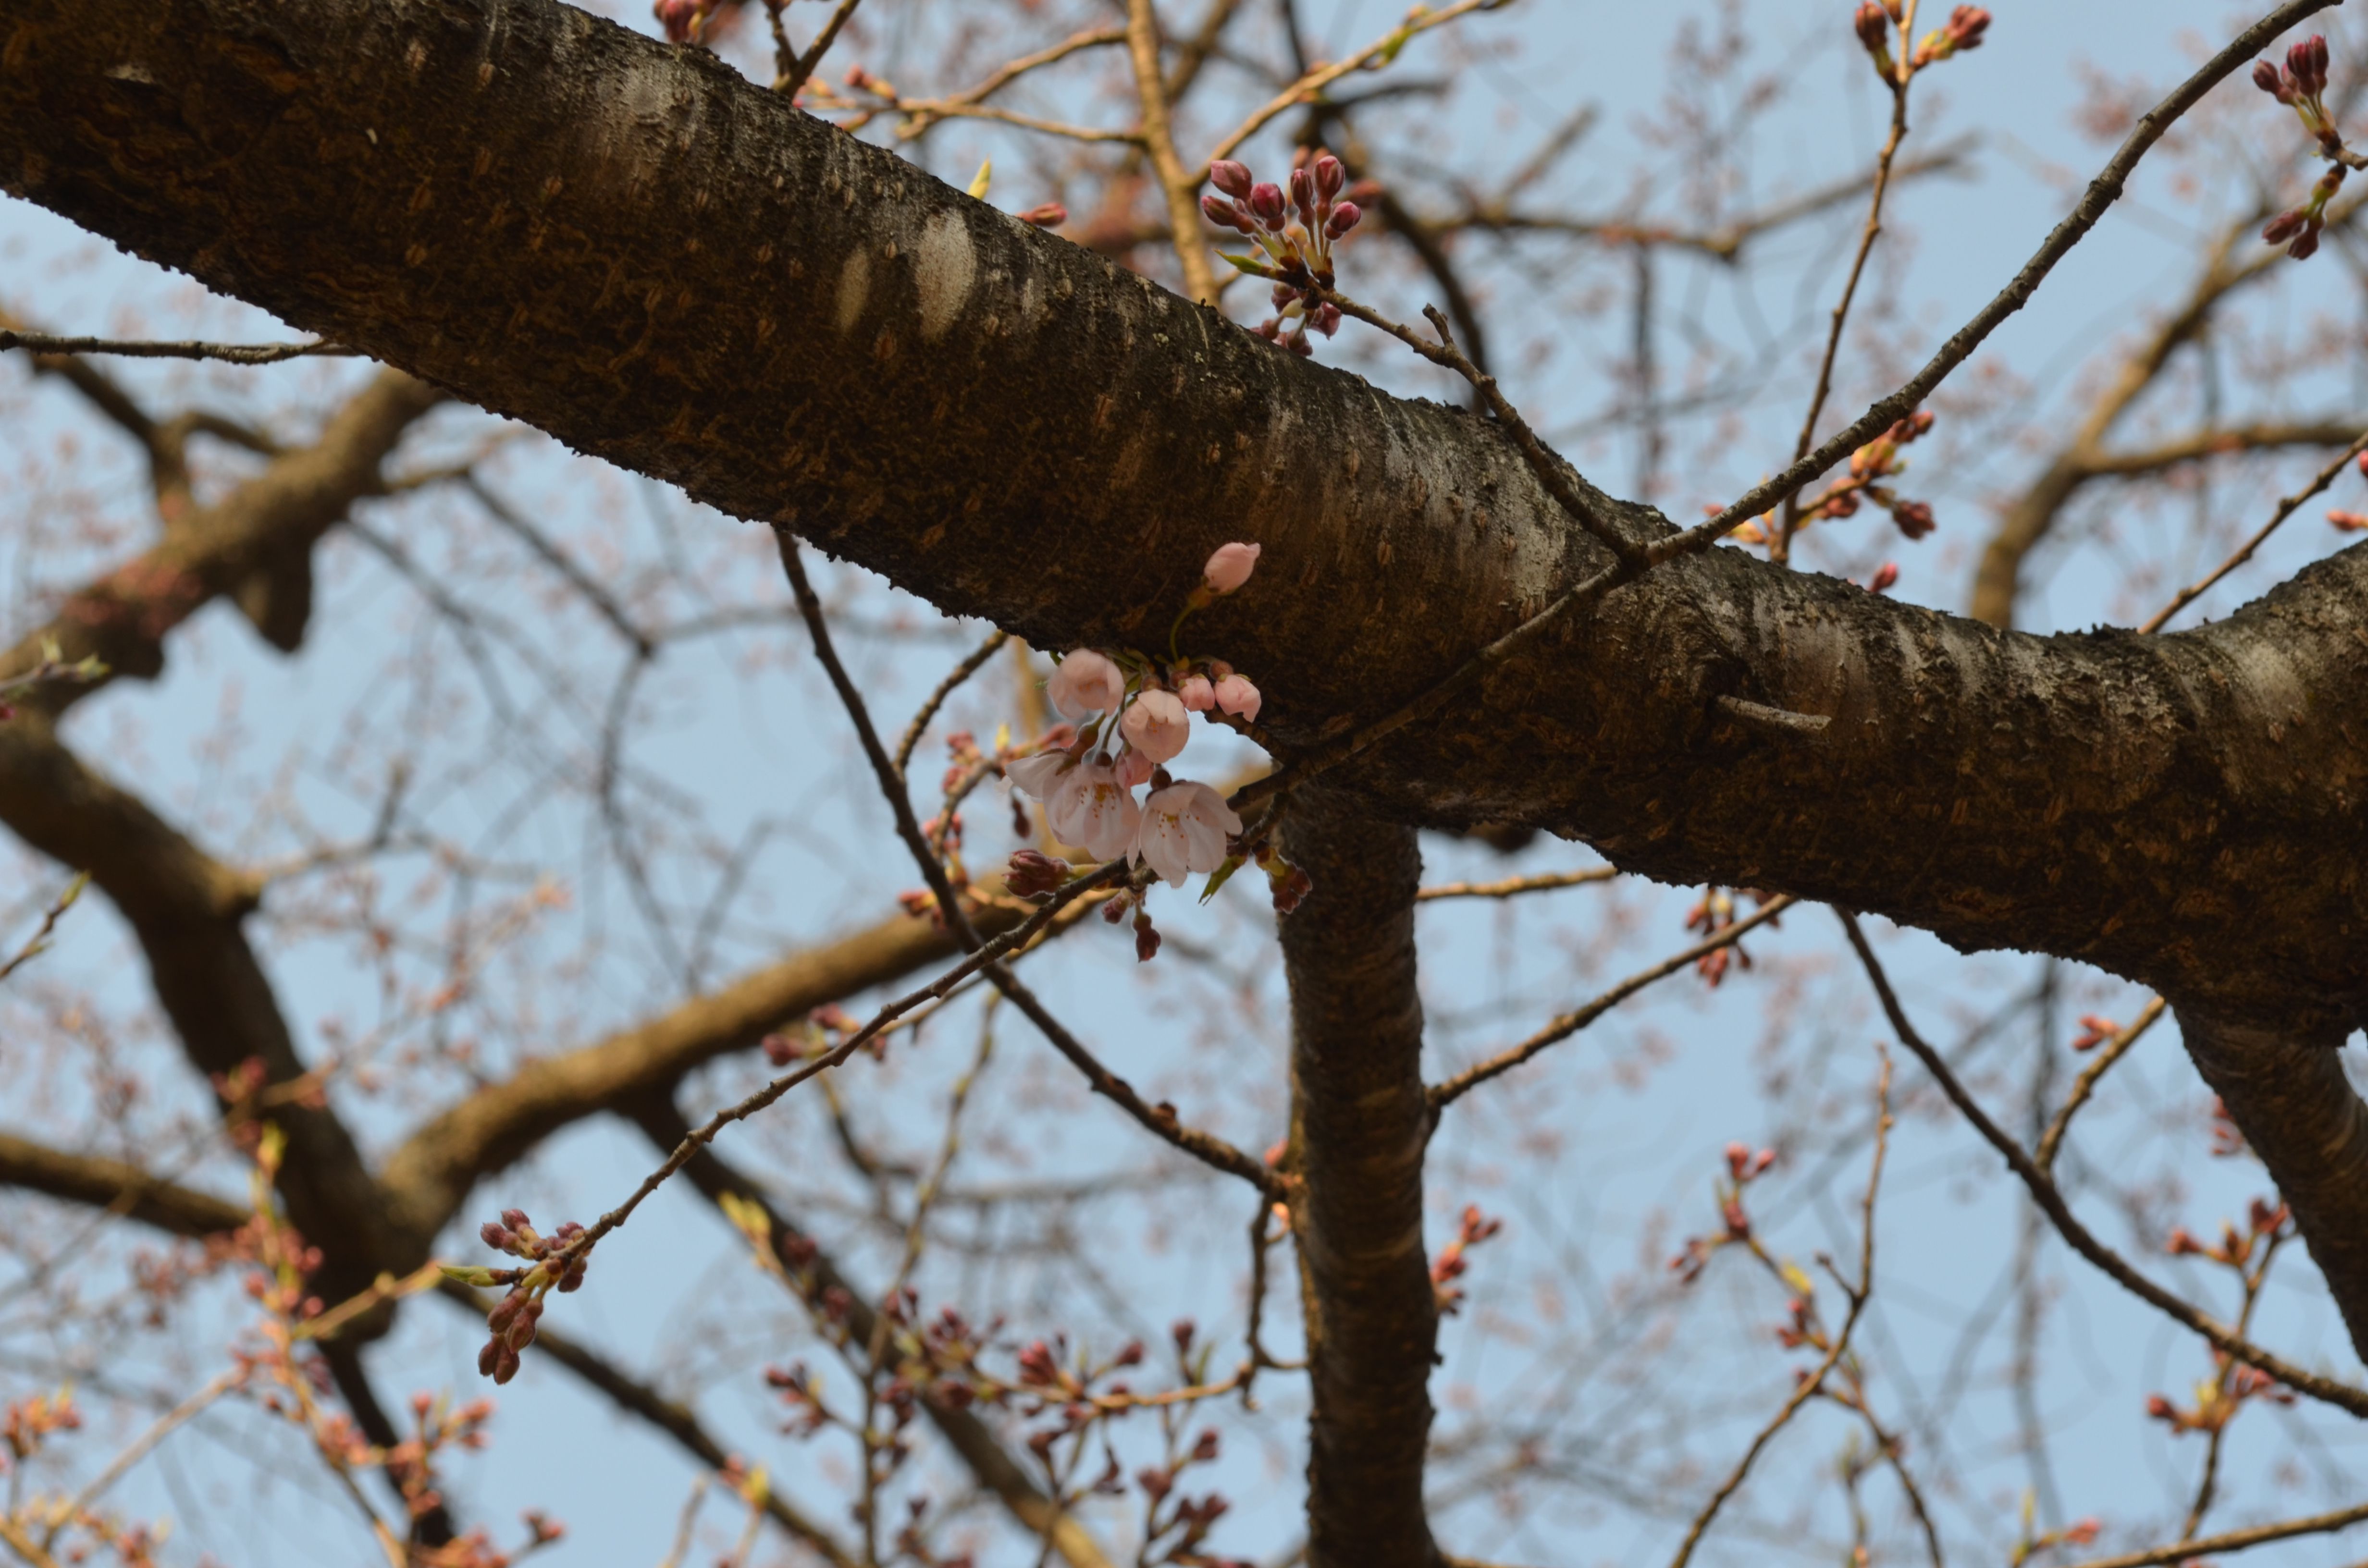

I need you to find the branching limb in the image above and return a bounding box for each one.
[1836,911,2368,1416]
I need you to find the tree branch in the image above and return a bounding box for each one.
[1280,791,1436,1568]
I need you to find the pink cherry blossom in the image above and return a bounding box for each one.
[1115,747,1155,788]
[1213,674,1262,722]
[1004,749,1073,802]
[1046,760,1140,862]
[1046,649,1126,718]
[1176,674,1215,711]
[1131,781,1243,888]
[1201,542,1261,595]
[1119,689,1191,763]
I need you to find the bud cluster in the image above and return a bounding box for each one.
[1669,1139,1780,1282]
[1682,886,1780,985]
[1202,152,1364,355]
[1852,3,1990,83]
[1801,409,1941,541]
[452,1209,588,1385]
[2256,36,2357,260]
[1430,1204,1506,1317]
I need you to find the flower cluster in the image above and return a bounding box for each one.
[1682,887,1779,985]
[447,1210,588,1385]
[2257,36,2352,260]
[1202,153,1363,355]
[1430,1204,1506,1318]
[1005,544,1300,931]
[1853,3,1990,81]
[2164,1196,2288,1271]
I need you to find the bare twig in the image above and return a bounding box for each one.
[0,329,352,363]
[2056,1498,2368,1568]
[775,0,864,99]
[895,628,1010,780]
[2035,996,2166,1177]
[1429,896,1793,1113]
[1414,866,1618,902]
[1667,1046,1893,1568]
[2139,429,2368,633]
[1836,909,2368,1417]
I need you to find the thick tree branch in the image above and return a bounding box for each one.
[5,0,2365,1033]
[1281,792,1437,1568]
[0,1129,245,1237]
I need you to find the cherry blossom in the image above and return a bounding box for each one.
[1121,689,1192,763]
[1213,674,1262,721]
[1047,760,1142,861]
[1175,674,1216,711]
[1046,648,1126,718]
[1005,748,1074,802]
[1132,781,1242,888]
[1201,542,1260,595]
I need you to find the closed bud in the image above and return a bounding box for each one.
[2254,58,2290,99]
[1017,202,1068,228]
[1313,154,1346,202]
[1247,183,1286,228]
[1288,166,1316,221]
[1867,562,1900,594]
[1324,201,1362,239]
[2263,208,2308,244]
[501,1209,531,1231]
[1945,5,1989,51]
[1200,194,1246,232]
[1004,849,1071,900]
[479,1223,512,1250]
[1853,2,1889,52]
[1209,159,1254,199]
[2290,226,2322,260]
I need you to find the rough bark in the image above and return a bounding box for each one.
[1281,792,1437,1568]
[2178,1009,2368,1352]
[3,0,2363,1035]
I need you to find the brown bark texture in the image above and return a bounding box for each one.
[1283,792,1437,1568]
[4,0,2363,1038]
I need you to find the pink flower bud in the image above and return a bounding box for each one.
[1018,202,1068,228]
[1313,303,1343,337]
[2254,58,2289,98]
[1324,201,1362,239]
[1209,160,1254,199]
[1944,4,1989,51]
[1867,561,1900,594]
[2263,209,2308,244]
[1120,689,1192,764]
[1891,500,1936,539]
[1313,155,1346,202]
[1201,541,1260,593]
[1201,194,1249,233]
[1004,849,1071,900]
[2290,226,2322,260]
[2330,509,2368,533]
[1288,166,1316,220]
[2290,34,2330,96]
[1248,183,1286,228]
[1115,745,1156,787]
[1212,674,1261,721]
[1176,674,1215,711]
[1852,1,1888,52]
[1045,649,1126,718]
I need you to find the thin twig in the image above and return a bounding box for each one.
[1776,3,1917,561]
[1668,1046,1892,1568]
[776,0,864,99]
[1837,909,2368,1417]
[1414,866,1618,902]
[2056,1498,2368,1568]
[0,329,353,363]
[2035,996,2166,1178]
[1429,896,1793,1113]
[1668,0,2341,564]
[895,628,1010,780]
[2139,429,2368,632]
[1126,0,1220,303]
[1205,0,1505,165]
